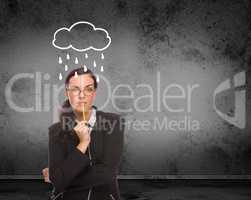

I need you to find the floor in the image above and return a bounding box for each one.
[0,180,250,200]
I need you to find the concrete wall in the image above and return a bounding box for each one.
[0,0,250,176]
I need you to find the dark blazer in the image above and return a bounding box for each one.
[48,110,124,200]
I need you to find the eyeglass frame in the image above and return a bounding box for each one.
[65,84,96,96]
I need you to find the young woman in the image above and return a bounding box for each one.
[46,67,124,200]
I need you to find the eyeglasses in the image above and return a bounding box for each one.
[66,85,96,96]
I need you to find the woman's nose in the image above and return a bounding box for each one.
[79,90,86,98]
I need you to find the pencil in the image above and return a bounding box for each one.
[83,104,86,122]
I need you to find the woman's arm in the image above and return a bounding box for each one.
[70,115,125,189]
[48,123,91,193]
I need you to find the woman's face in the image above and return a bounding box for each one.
[65,74,96,113]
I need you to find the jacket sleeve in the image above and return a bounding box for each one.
[48,124,91,193]
[70,116,125,189]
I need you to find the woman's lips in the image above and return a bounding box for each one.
[78,102,86,105]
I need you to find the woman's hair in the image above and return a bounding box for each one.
[64,67,98,89]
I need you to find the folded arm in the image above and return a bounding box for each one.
[48,125,91,193]
[70,116,124,189]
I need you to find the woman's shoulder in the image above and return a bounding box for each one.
[96,110,125,134]
[96,110,122,121]
[48,122,61,131]
[48,122,63,138]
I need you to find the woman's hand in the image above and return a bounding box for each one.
[74,121,91,153]
[42,167,51,183]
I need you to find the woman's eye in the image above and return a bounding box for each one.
[86,87,94,92]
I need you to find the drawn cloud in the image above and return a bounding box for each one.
[52,21,111,52]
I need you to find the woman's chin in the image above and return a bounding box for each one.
[74,106,90,113]
[74,108,83,113]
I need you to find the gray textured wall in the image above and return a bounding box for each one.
[0,0,250,176]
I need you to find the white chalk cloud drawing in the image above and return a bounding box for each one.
[52,21,111,52]
[53,21,111,81]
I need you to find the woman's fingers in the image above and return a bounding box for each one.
[42,167,51,183]
[74,121,83,131]
[73,121,91,143]
[79,124,89,132]
[75,121,87,130]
